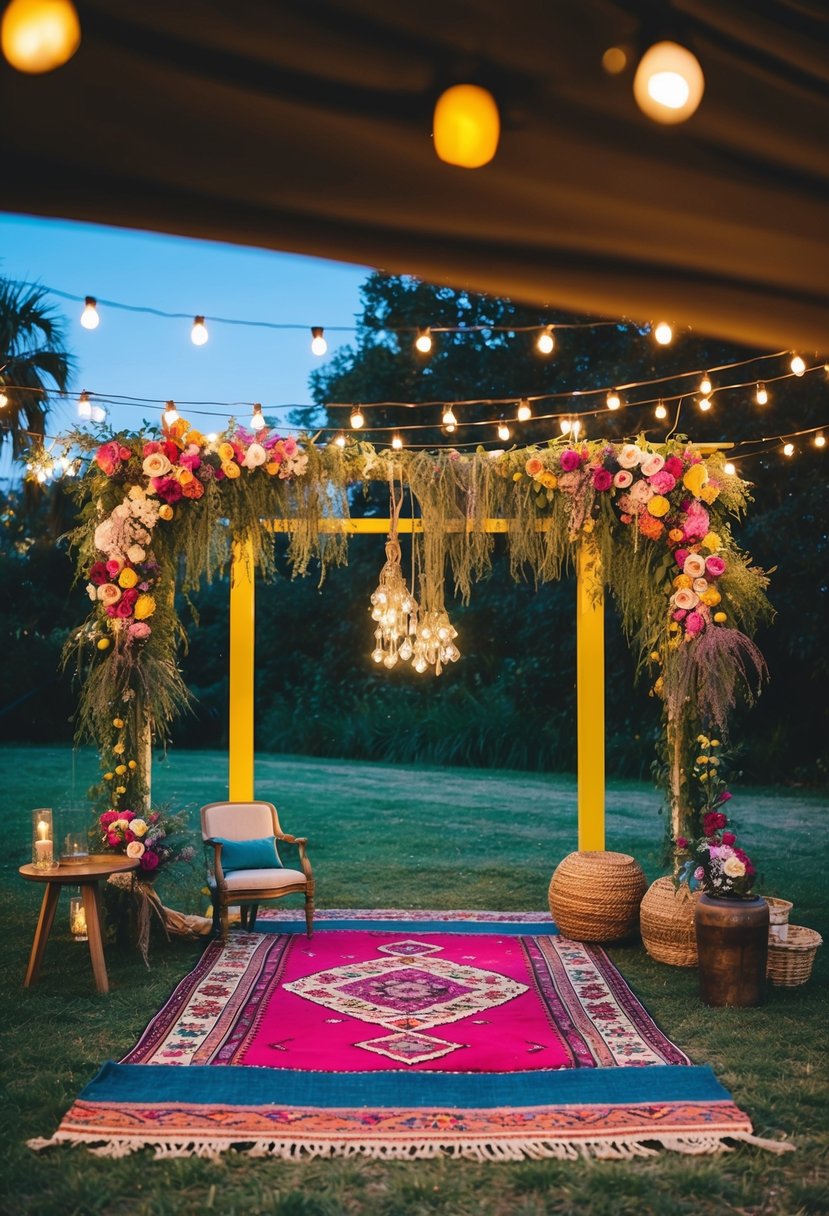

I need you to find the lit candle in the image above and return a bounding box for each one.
[35,818,53,864]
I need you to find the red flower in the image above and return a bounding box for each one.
[675,836,688,849]
[100,811,119,826]
[722,831,736,845]
[107,831,121,847]
[114,598,134,618]
[703,810,728,835]
[95,441,124,476]
[593,468,613,491]
[89,562,108,585]
[162,440,180,462]
[664,456,683,478]
[140,849,159,871]
[143,441,161,457]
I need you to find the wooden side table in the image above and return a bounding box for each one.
[19,855,140,995]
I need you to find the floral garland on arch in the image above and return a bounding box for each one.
[60,422,772,848]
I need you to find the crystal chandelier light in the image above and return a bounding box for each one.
[370,536,418,670]
[410,610,460,675]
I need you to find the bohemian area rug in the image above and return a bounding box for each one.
[30,910,791,1161]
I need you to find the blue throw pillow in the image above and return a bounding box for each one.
[214,835,282,873]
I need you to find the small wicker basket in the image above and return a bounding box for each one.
[548,851,647,942]
[640,876,700,967]
[763,896,793,942]
[766,925,822,987]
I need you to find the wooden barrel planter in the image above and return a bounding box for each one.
[640,876,700,967]
[694,894,769,1007]
[548,851,647,942]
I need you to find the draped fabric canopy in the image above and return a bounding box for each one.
[2,0,827,349]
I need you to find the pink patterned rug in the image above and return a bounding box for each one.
[124,927,688,1071]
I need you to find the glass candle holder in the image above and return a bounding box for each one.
[69,894,88,941]
[32,809,56,870]
[61,831,89,865]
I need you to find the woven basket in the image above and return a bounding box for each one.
[763,896,793,942]
[548,851,647,942]
[640,876,700,967]
[766,925,822,987]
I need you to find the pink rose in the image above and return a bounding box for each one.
[282,437,298,457]
[142,441,161,456]
[128,621,151,640]
[105,558,123,577]
[107,831,121,847]
[664,456,683,478]
[559,449,581,472]
[685,610,705,635]
[613,469,633,489]
[672,609,687,621]
[682,502,710,541]
[120,810,135,821]
[649,469,677,494]
[95,441,123,476]
[674,548,689,567]
[100,811,119,826]
[694,866,705,880]
[717,791,733,803]
[152,477,183,504]
[114,598,134,619]
[706,555,726,577]
[593,468,613,491]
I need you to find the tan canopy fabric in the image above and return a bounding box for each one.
[2,1,827,349]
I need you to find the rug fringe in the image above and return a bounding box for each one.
[27,1131,794,1160]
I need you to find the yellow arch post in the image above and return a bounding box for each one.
[229,535,256,801]
[576,539,605,850]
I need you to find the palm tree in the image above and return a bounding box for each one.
[0,278,73,459]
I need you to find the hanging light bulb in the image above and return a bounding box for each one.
[516,398,532,422]
[415,327,433,354]
[790,353,806,376]
[250,403,266,431]
[814,432,826,448]
[570,417,582,440]
[163,401,180,427]
[334,433,347,448]
[76,389,92,420]
[536,326,555,355]
[497,419,511,442]
[654,399,668,420]
[350,406,364,429]
[411,609,460,675]
[0,389,8,408]
[633,39,705,125]
[699,373,712,396]
[206,432,218,444]
[0,0,81,74]
[442,406,457,427]
[755,383,769,405]
[90,404,107,424]
[723,461,736,476]
[653,321,673,346]
[606,391,621,411]
[698,395,712,412]
[391,434,403,450]
[559,418,572,435]
[783,443,795,456]
[310,327,328,356]
[433,83,500,169]
[191,315,208,346]
[80,296,99,330]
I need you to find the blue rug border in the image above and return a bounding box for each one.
[83,1061,731,1110]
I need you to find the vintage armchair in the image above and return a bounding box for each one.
[200,800,314,940]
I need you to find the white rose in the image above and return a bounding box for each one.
[673,588,700,610]
[126,840,146,858]
[86,583,97,601]
[723,856,746,878]
[613,469,633,489]
[242,442,268,469]
[692,577,709,594]
[130,818,148,837]
[617,444,643,469]
[640,453,665,476]
[143,452,172,478]
[97,582,122,605]
[683,553,707,578]
[126,545,146,564]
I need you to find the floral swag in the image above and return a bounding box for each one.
[62,420,772,850]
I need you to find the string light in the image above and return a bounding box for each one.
[76,389,92,419]
[311,327,328,356]
[411,611,460,674]
[653,321,673,346]
[723,461,736,475]
[814,432,826,448]
[0,389,8,409]
[391,434,403,450]
[415,327,433,354]
[570,418,583,440]
[698,395,712,412]
[334,433,346,448]
[654,399,667,420]
[790,354,806,376]
[433,83,500,169]
[250,403,266,431]
[90,403,106,424]
[633,39,705,125]
[560,418,572,435]
[755,383,769,405]
[497,419,511,442]
[191,316,208,346]
[606,391,621,411]
[783,443,795,456]
[700,374,712,396]
[516,399,532,422]
[536,326,555,355]
[163,401,180,427]
[350,406,364,429]
[80,296,99,330]
[206,432,218,444]
[0,0,81,74]
[442,406,457,427]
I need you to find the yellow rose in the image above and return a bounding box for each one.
[218,441,236,462]
[538,472,558,489]
[713,611,727,623]
[699,483,720,504]
[158,504,174,521]
[96,638,111,651]
[265,461,280,476]
[128,760,137,770]
[177,467,194,487]
[702,532,721,552]
[701,588,721,606]
[682,463,707,498]
[673,574,693,589]
[647,494,670,518]
[130,818,148,837]
[185,429,206,447]
[112,717,124,729]
[668,528,684,543]
[134,594,156,620]
[114,764,127,775]
[114,818,130,832]
[222,461,241,480]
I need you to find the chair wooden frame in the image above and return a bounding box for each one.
[201,800,314,940]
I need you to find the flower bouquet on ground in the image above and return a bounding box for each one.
[673,736,758,897]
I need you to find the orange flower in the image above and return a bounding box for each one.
[638,512,664,541]
[525,456,543,477]
[177,467,195,487]
[668,528,684,544]
[537,471,558,489]
[181,477,205,499]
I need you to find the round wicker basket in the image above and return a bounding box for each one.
[766,925,822,987]
[640,876,700,967]
[548,851,647,942]
[763,896,793,942]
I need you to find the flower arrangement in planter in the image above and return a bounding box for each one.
[97,806,195,877]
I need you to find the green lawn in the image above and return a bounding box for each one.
[1,745,827,1216]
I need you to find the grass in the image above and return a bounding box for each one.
[0,743,827,1216]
